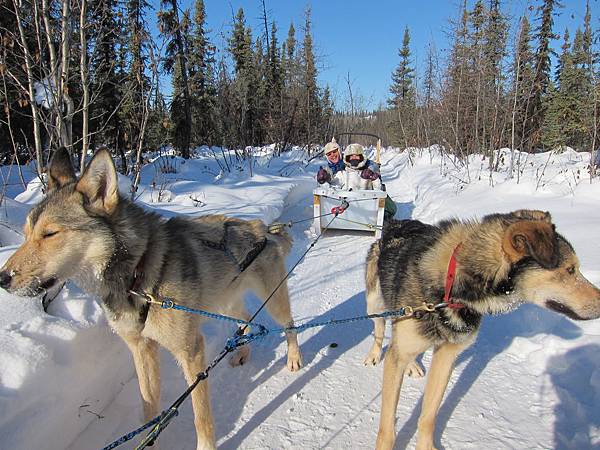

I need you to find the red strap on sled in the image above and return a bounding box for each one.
[443,244,465,310]
[331,205,346,216]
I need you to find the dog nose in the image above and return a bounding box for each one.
[0,271,12,289]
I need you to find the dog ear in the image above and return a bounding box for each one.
[47,147,76,191]
[75,148,119,215]
[510,209,552,223]
[502,220,559,268]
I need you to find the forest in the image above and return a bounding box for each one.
[0,0,597,179]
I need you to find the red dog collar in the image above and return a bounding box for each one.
[443,244,465,310]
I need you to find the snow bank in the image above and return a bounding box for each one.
[1,146,600,449]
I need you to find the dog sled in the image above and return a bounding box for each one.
[313,186,387,238]
[313,133,389,239]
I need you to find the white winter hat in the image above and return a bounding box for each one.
[343,143,364,158]
[324,137,340,154]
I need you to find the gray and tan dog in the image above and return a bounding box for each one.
[0,148,303,450]
[365,210,600,450]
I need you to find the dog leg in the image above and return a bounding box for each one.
[415,341,469,450]
[376,320,431,450]
[121,335,161,425]
[406,359,425,378]
[364,317,385,365]
[228,302,252,367]
[171,333,216,450]
[259,280,303,371]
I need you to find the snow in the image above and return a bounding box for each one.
[1,145,600,449]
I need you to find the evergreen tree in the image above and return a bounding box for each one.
[285,22,296,63]
[482,0,508,153]
[555,28,570,83]
[228,8,251,74]
[300,7,321,143]
[120,0,152,160]
[531,0,562,149]
[251,35,267,144]
[388,27,415,109]
[582,1,594,74]
[512,15,536,151]
[267,22,283,110]
[160,0,192,158]
[444,0,471,154]
[423,42,437,109]
[88,0,121,150]
[188,0,217,146]
[387,26,416,148]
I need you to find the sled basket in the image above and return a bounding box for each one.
[313,187,386,239]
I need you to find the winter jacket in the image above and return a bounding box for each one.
[340,159,382,191]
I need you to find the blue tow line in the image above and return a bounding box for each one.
[100,296,419,450]
[143,294,414,349]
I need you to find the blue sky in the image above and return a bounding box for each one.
[168,1,596,110]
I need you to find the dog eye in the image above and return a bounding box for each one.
[42,230,59,238]
[566,266,576,275]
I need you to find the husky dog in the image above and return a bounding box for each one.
[0,148,303,450]
[365,210,600,450]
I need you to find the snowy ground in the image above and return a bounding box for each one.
[1,146,600,449]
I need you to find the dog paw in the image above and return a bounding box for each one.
[406,360,425,378]
[229,346,250,367]
[196,443,216,450]
[363,348,382,366]
[287,350,303,371]
[415,443,437,450]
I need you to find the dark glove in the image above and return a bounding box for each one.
[361,168,380,181]
[317,167,331,184]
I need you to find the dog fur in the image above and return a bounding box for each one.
[0,148,303,450]
[365,210,600,450]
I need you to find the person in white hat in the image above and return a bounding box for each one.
[340,143,382,191]
[316,137,345,187]
[342,143,397,219]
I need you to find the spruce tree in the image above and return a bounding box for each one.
[542,28,589,150]
[482,0,507,153]
[512,15,536,151]
[88,0,121,150]
[229,8,251,74]
[531,0,563,149]
[120,0,151,159]
[388,27,415,109]
[285,22,296,63]
[387,26,416,148]
[189,0,217,146]
[445,0,470,155]
[160,0,192,158]
[265,22,284,142]
[300,7,320,143]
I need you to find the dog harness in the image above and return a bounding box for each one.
[198,221,268,276]
[129,222,268,322]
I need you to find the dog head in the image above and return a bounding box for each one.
[500,210,600,321]
[0,148,120,296]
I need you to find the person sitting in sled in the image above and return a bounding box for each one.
[316,138,345,187]
[342,143,397,220]
[341,143,382,191]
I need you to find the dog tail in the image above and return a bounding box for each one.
[267,223,293,255]
[365,241,380,294]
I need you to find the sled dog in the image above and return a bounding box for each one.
[365,210,600,450]
[0,148,303,450]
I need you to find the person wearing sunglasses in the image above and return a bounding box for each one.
[316,138,345,186]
